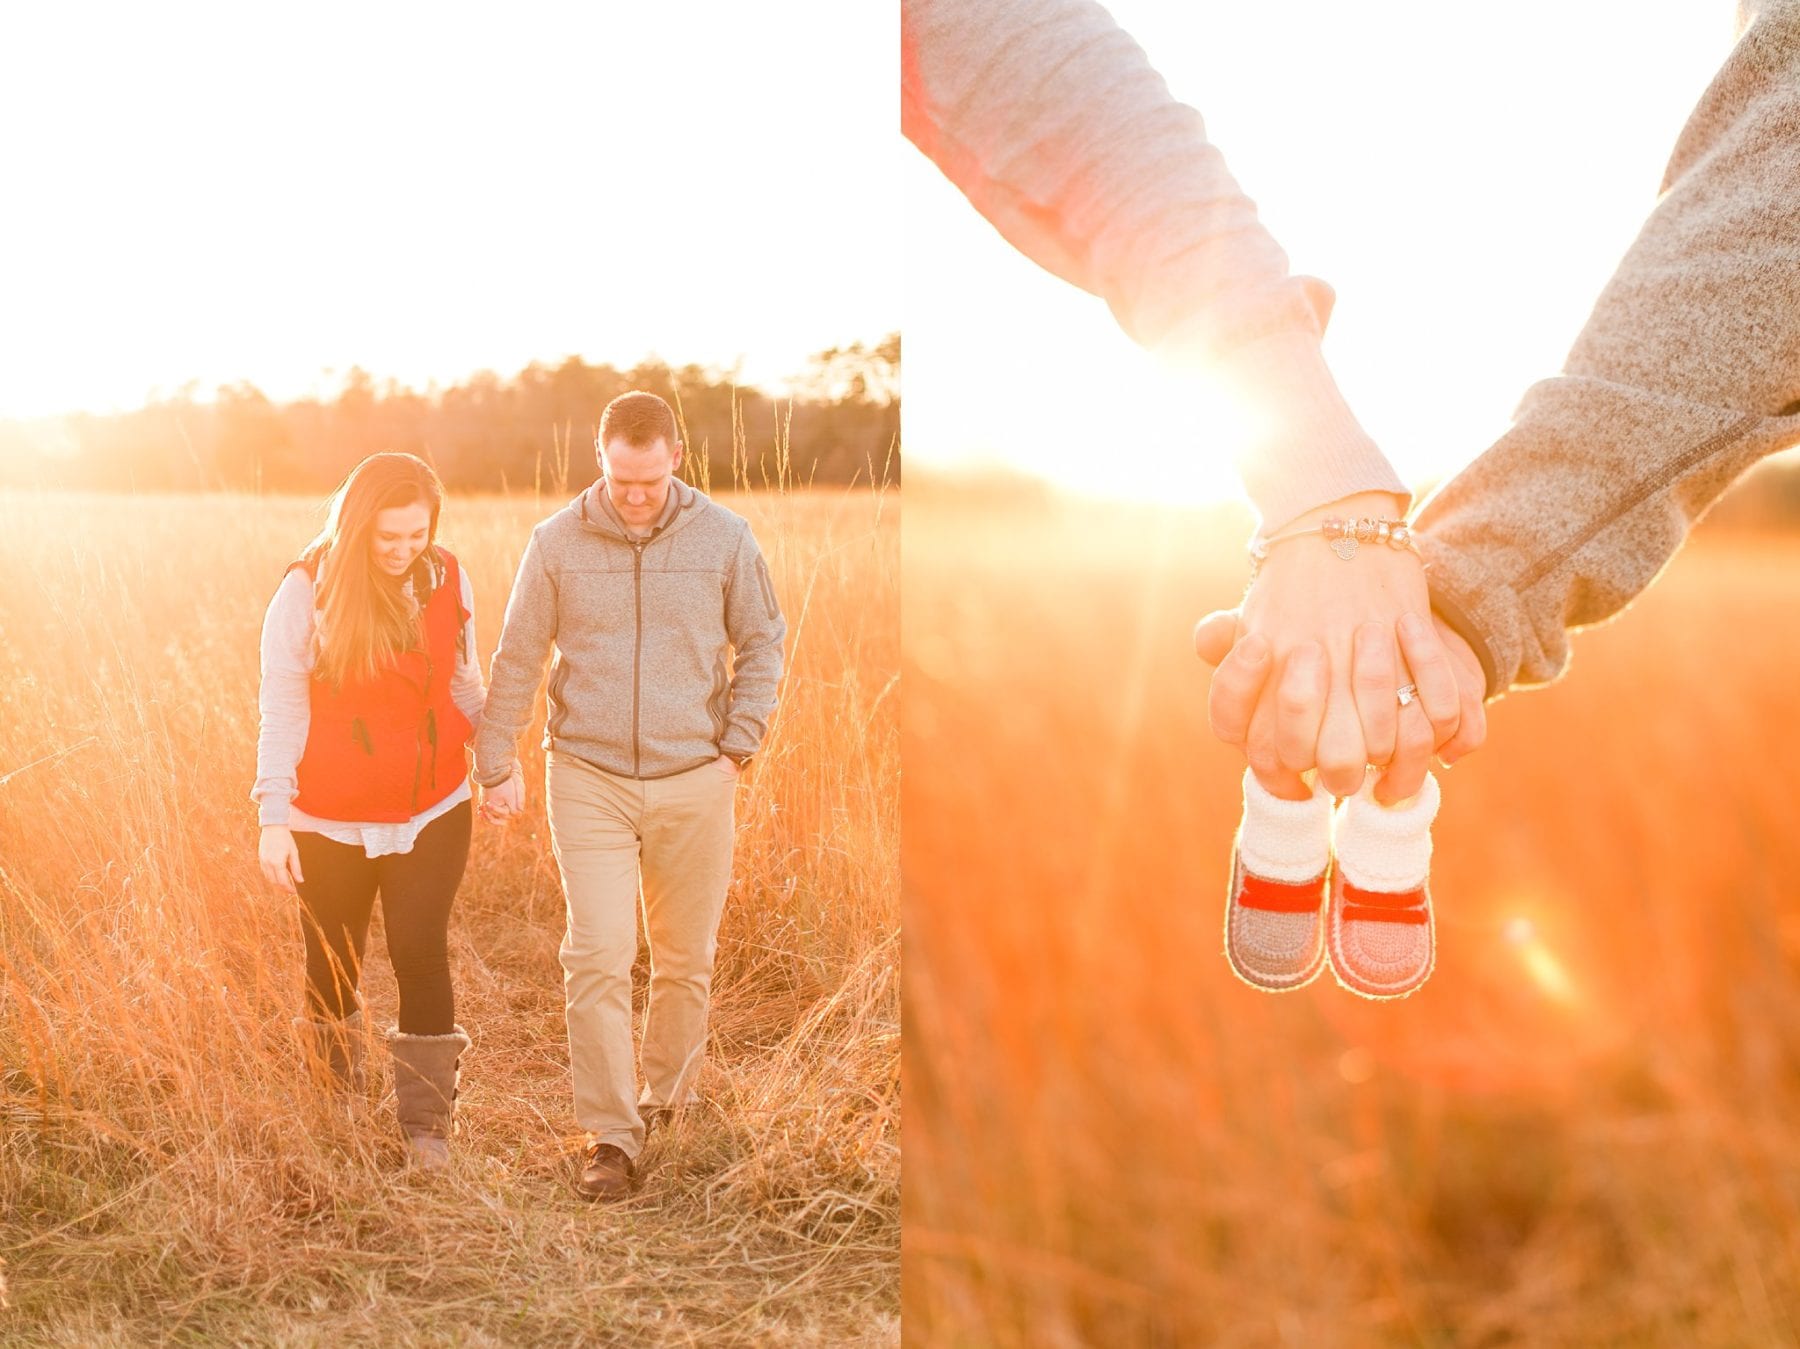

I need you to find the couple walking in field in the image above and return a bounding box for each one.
[908,0,1800,996]
[251,390,787,1199]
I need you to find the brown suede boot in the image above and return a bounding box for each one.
[387,1026,470,1171]
[295,1009,369,1096]
[575,1142,635,1202]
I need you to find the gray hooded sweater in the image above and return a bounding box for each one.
[472,480,785,785]
[1412,0,1800,697]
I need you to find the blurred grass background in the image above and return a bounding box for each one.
[903,471,1800,1346]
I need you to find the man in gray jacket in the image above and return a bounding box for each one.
[475,390,786,1200]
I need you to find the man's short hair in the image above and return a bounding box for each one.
[599,391,678,450]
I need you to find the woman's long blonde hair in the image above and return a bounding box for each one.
[300,453,446,688]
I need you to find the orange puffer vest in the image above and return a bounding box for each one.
[291,547,474,823]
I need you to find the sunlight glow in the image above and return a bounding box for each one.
[905,1,1735,509]
[0,2,897,421]
[1506,917,1580,1007]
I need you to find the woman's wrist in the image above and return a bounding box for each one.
[1249,491,1418,579]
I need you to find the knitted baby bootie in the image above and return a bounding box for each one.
[1223,769,1333,992]
[1327,771,1439,1000]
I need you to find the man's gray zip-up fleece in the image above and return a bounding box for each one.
[472,480,785,785]
[1412,0,1800,697]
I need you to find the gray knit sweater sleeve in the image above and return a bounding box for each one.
[472,528,558,787]
[902,0,1407,528]
[719,524,787,761]
[1415,0,1800,697]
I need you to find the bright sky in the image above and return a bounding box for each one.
[0,1,898,420]
[905,0,1740,505]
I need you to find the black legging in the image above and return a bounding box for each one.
[293,801,471,1035]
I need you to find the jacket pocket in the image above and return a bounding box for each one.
[707,654,729,743]
[547,659,573,738]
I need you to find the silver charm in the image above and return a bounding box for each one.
[1331,537,1360,561]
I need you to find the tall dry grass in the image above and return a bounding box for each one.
[0,481,897,1345]
[904,477,1800,1346]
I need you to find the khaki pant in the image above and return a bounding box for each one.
[546,751,738,1159]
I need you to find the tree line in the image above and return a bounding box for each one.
[0,336,899,494]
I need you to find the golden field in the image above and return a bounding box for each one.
[903,477,1800,1346]
[0,484,898,1344]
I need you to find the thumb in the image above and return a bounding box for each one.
[287,851,305,886]
[1192,609,1241,668]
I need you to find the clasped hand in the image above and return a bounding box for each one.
[480,766,526,824]
[1196,492,1487,803]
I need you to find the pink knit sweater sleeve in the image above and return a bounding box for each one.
[902,0,1408,528]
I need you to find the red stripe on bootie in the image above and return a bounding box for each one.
[1341,880,1427,924]
[1240,871,1328,913]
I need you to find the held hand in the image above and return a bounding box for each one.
[1197,604,1488,797]
[258,825,305,894]
[1235,491,1449,798]
[480,767,525,824]
[714,754,742,779]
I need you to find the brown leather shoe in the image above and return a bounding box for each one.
[576,1142,635,1202]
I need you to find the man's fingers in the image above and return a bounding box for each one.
[1439,687,1488,766]
[1398,612,1461,749]
[1192,609,1239,668]
[1250,761,1313,800]
[1350,621,1399,770]
[287,851,304,887]
[1273,642,1327,775]
[1433,614,1490,767]
[1207,632,1271,747]
[1244,693,1310,799]
[1376,703,1433,804]
[1315,675,1367,798]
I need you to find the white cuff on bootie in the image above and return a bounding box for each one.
[1237,769,1332,883]
[1334,771,1439,892]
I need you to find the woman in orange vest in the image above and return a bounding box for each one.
[251,452,513,1168]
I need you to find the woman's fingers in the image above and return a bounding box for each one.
[1397,612,1461,749]
[1206,632,1269,748]
[286,850,304,887]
